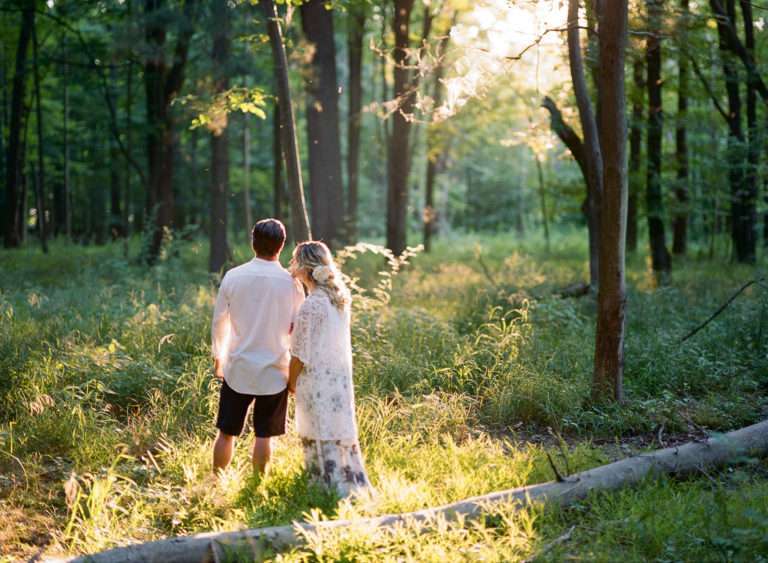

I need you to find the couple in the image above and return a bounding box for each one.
[210,218,373,499]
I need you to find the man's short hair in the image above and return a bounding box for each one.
[252,218,286,257]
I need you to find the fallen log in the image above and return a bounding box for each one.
[52,419,768,563]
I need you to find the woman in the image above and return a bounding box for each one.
[288,241,374,498]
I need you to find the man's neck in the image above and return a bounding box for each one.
[255,254,279,262]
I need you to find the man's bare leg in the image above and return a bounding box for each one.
[252,437,271,474]
[213,431,236,474]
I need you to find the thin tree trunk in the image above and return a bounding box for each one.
[535,154,550,253]
[646,0,671,278]
[31,15,48,253]
[243,116,253,235]
[673,0,690,256]
[272,102,284,223]
[300,0,344,247]
[346,8,366,243]
[209,0,230,273]
[593,0,629,403]
[261,0,311,242]
[567,0,602,290]
[386,0,416,255]
[627,56,643,253]
[108,65,123,239]
[123,59,133,238]
[4,1,34,248]
[740,0,759,261]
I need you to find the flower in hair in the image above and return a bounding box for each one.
[312,265,333,283]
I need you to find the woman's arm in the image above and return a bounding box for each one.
[287,356,304,394]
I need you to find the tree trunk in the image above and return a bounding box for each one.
[567,0,602,290]
[209,0,230,273]
[143,0,197,263]
[535,154,550,253]
[627,56,643,253]
[31,16,48,254]
[62,419,768,563]
[346,8,366,243]
[593,0,628,403]
[300,0,344,247]
[646,0,671,278]
[672,0,690,255]
[740,0,759,262]
[261,0,311,242]
[272,102,285,224]
[4,1,34,248]
[243,116,253,235]
[386,0,416,255]
[123,59,134,238]
[108,66,123,240]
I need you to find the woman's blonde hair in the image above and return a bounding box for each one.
[291,241,351,310]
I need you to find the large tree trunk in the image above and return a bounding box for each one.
[567,0,602,290]
[645,0,671,278]
[209,0,230,273]
[346,7,366,243]
[143,0,197,263]
[261,0,311,242]
[593,0,628,403]
[627,56,643,253]
[300,0,344,247]
[61,419,768,563]
[4,1,34,248]
[31,15,48,254]
[672,0,690,256]
[386,0,416,255]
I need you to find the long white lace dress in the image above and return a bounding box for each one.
[291,290,374,498]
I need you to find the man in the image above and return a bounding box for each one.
[211,218,304,474]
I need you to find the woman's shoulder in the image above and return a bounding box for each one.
[299,291,331,315]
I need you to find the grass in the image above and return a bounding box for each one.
[0,230,767,561]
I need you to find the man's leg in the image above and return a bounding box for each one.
[213,431,236,474]
[252,437,271,474]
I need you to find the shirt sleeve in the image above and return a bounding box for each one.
[291,280,306,331]
[211,275,231,360]
[291,297,321,365]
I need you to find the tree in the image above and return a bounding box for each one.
[209,0,230,273]
[740,0,759,260]
[645,0,671,278]
[627,55,643,253]
[386,0,416,255]
[260,0,311,242]
[593,0,629,403]
[300,0,344,247]
[346,6,366,243]
[672,0,690,255]
[143,0,199,263]
[4,1,34,248]
[567,0,602,290]
[31,13,48,253]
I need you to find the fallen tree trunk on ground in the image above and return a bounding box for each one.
[54,419,768,563]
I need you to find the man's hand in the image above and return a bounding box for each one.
[213,358,224,380]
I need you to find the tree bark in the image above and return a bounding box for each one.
[243,116,253,235]
[740,0,759,262]
[300,0,344,247]
[593,0,628,403]
[31,15,48,253]
[567,0,602,291]
[143,0,197,263]
[4,1,34,248]
[209,0,230,273]
[646,0,671,278]
[62,419,768,563]
[346,7,366,243]
[386,0,416,255]
[672,0,690,256]
[627,56,643,253]
[272,102,285,224]
[261,0,311,242]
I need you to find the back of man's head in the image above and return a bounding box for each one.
[252,218,286,259]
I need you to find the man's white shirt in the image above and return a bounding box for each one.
[211,257,305,395]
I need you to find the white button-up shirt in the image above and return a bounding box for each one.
[211,257,305,395]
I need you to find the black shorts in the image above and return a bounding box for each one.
[215,379,288,438]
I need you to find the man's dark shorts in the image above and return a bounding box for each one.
[216,379,288,438]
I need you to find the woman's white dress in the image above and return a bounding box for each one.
[291,290,373,498]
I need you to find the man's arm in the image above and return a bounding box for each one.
[287,356,303,394]
[211,277,230,379]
